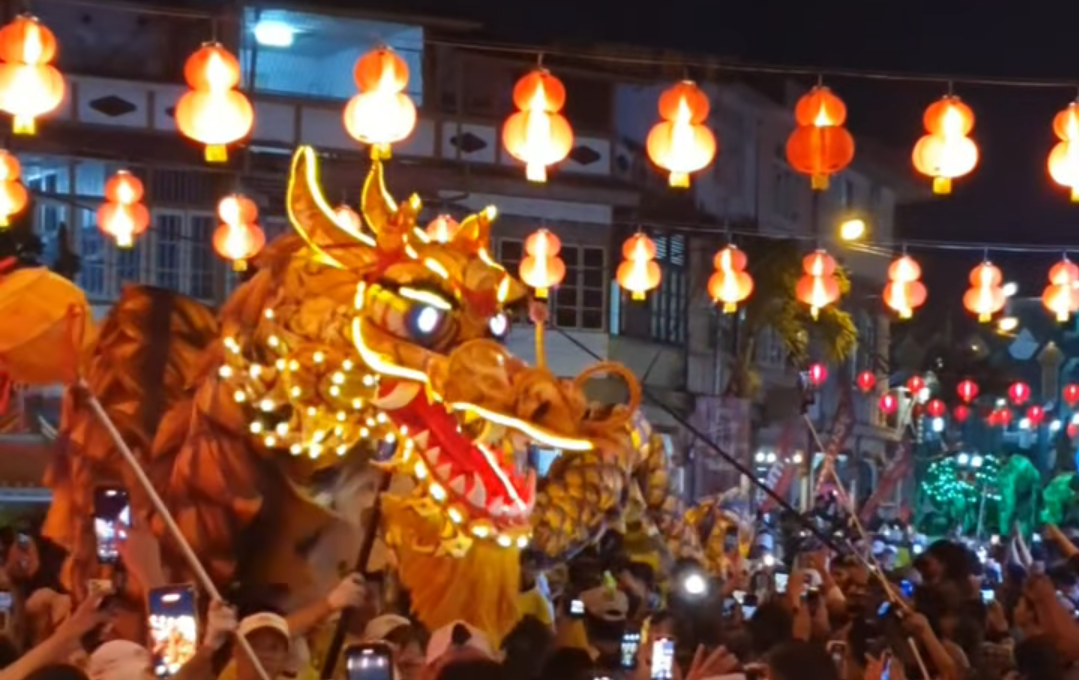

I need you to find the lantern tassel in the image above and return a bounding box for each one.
[668,172,690,189]
[0,214,8,228]
[205,145,228,163]
[900,308,912,320]
[116,234,133,249]
[1071,187,1079,203]
[722,302,735,314]
[1058,311,1069,323]
[534,287,548,300]
[810,306,820,321]
[811,174,829,190]
[632,290,646,301]
[525,163,547,183]
[978,312,990,322]
[12,115,34,136]
[371,144,392,161]
[932,176,952,194]
[233,259,248,272]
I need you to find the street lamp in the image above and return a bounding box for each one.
[839,217,867,242]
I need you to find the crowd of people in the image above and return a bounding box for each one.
[2,510,1079,680]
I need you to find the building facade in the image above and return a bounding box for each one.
[3,0,921,507]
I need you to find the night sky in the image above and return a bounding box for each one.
[381,0,1079,329]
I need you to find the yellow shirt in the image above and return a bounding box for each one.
[516,587,554,627]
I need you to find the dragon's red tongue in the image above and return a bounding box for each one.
[375,380,518,500]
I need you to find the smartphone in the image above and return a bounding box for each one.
[569,598,585,618]
[148,585,198,678]
[741,594,758,619]
[620,630,641,670]
[93,486,131,564]
[827,641,847,671]
[880,652,893,680]
[650,637,675,680]
[345,643,394,680]
[981,588,994,604]
[775,573,789,593]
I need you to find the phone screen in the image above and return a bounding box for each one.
[828,641,847,670]
[93,487,130,564]
[981,589,994,604]
[620,631,641,669]
[148,585,198,678]
[569,598,585,618]
[900,580,914,598]
[345,643,393,680]
[775,573,789,593]
[650,638,675,680]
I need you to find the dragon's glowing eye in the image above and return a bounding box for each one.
[415,306,441,334]
[489,313,508,338]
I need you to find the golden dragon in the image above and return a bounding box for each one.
[37,147,740,640]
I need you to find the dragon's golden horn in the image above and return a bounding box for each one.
[361,153,400,236]
[451,206,496,253]
[287,146,377,269]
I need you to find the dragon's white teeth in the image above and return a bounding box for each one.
[426,446,441,466]
[449,475,467,494]
[413,430,430,449]
[370,382,421,410]
[435,463,453,480]
[467,474,487,508]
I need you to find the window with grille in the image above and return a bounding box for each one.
[496,238,606,331]
[617,233,687,345]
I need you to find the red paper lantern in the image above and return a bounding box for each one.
[1008,382,1031,406]
[1068,423,1079,439]
[708,245,754,313]
[96,170,149,248]
[926,399,946,418]
[906,375,926,394]
[912,95,978,194]
[343,47,417,159]
[1026,405,1045,426]
[1042,258,1079,322]
[953,404,970,423]
[807,363,828,387]
[795,249,840,320]
[1063,383,1079,407]
[518,228,566,300]
[1048,101,1079,202]
[646,80,717,188]
[883,254,928,319]
[996,409,1014,427]
[502,68,573,182]
[0,14,65,136]
[963,261,1006,323]
[175,42,254,162]
[616,233,662,301]
[786,85,855,190]
[213,194,264,271]
[957,379,979,404]
[855,370,877,394]
[879,393,898,415]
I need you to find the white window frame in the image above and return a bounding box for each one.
[496,237,608,332]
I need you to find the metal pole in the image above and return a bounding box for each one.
[79,382,272,680]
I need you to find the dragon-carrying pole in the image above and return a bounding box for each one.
[78,381,274,680]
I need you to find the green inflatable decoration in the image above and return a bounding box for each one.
[997,455,1041,536]
[1042,473,1079,526]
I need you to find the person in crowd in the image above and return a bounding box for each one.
[499,615,552,680]
[361,615,425,680]
[517,551,555,629]
[421,621,498,680]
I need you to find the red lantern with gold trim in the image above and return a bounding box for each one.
[879,393,898,415]
[175,42,254,162]
[1042,258,1079,322]
[646,80,717,188]
[1049,101,1079,202]
[0,14,64,136]
[214,194,265,271]
[953,404,970,423]
[957,379,979,404]
[343,46,417,159]
[906,375,926,394]
[616,233,661,301]
[883,254,927,319]
[708,245,753,313]
[96,170,149,248]
[912,95,978,195]
[1008,382,1031,406]
[1026,404,1045,426]
[785,85,855,190]
[502,69,573,183]
[855,370,876,394]
[963,260,1006,322]
[926,399,946,418]
[1063,383,1079,408]
[795,249,840,320]
[807,362,828,388]
[518,228,565,300]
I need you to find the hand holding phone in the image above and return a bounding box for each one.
[650,637,675,680]
[620,630,641,670]
[568,598,585,619]
[93,487,131,564]
[345,643,394,680]
[148,585,198,678]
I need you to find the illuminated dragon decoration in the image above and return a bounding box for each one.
[39,147,730,640]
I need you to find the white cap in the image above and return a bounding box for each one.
[425,621,496,665]
[580,585,629,622]
[239,612,291,647]
[363,614,412,641]
[88,640,152,680]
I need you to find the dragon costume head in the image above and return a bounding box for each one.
[213,147,602,636]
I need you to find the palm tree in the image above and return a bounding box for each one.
[726,237,858,397]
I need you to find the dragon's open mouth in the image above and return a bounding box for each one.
[373,379,536,535]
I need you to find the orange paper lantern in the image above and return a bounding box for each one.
[708,245,753,313]
[912,95,978,195]
[175,42,254,163]
[214,194,265,271]
[425,214,461,243]
[962,260,1005,322]
[1049,102,1079,202]
[0,150,27,228]
[882,254,927,319]
[96,170,149,248]
[795,249,840,320]
[645,80,717,188]
[502,69,574,183]
[343,47,417,160]
[518,228,565,299]
[1042,258,1079,322]
[785,86,855,190]
[616,233,661,301]
[0,14,64,136]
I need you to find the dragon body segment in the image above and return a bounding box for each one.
[41,147,715,640]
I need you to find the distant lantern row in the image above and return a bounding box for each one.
[4,12,1079,200]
